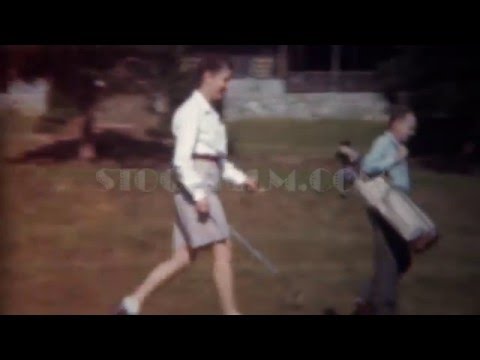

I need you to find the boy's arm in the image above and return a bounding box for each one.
[361,137,403,176]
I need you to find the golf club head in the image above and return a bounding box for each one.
[284,289,305,309]
[323,307,339,315]
[278,275,305,309]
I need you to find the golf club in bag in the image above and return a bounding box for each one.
[336,141,439,253]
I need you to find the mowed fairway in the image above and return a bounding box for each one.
[1,116,479,315]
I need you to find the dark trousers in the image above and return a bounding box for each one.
[360,208,412,315]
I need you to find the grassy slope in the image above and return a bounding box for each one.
[1,115,479,314]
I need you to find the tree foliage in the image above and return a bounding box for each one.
[377,45,480,159]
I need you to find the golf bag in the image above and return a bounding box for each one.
[336,142,439,254]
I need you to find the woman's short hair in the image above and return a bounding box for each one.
[195,55,233,87]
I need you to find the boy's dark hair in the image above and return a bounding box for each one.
[195,55,233,88]
[388,104,414,127]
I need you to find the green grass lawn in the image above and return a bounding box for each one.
[229,119,383,157]
[1,115,479,314]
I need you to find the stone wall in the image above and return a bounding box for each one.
[4,79,51,117]
[223,78,389,122]
[1,76,390,123]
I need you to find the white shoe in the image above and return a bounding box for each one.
[115,297,140,315]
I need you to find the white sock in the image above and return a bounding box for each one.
[122,296,140,315]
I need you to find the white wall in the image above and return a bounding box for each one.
[5,79,51,117]
[224,78,389,122]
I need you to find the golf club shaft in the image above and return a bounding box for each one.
[230,226,304,307]
[230,226,279,275]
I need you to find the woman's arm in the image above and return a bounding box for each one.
[221,160,248,186]
[172,107,207,202]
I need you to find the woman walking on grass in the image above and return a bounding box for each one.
[116,56,259,315]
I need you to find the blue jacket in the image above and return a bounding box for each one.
[361,131,410,193]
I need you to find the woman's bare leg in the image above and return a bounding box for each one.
[122,246,193,313]
[212,240,241,315]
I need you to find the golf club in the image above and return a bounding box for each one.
[230,226,305,309]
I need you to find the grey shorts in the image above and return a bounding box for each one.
[172,160,230,251]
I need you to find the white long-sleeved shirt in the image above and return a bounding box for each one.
[172,90,248,202]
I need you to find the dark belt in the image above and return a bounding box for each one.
[192,153,223,162]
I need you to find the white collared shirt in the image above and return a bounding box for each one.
[172,90,248,201]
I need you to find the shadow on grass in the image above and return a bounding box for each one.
[6,130,173,168]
